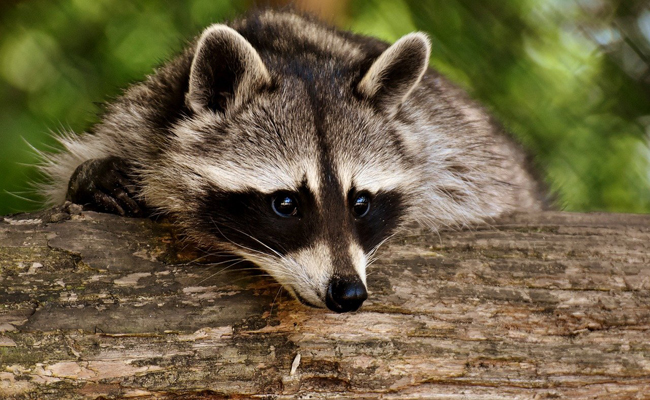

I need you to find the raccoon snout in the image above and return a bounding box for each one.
[325,276,367,313]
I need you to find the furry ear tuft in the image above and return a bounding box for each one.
[357,32,431,116]
[187,24,271,114]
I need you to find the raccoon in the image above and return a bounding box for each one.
[39,10,543,313]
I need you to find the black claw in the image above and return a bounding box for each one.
[115,189,142,216]
[93,191,125,216]
[67,156,147,217]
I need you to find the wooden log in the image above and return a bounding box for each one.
[0,205,649,399]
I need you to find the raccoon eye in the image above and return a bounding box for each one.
[352,192,371,218]
[272,193,298,217]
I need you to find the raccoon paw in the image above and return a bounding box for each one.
[66,156,146,217]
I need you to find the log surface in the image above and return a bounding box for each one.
[0,206,649,399]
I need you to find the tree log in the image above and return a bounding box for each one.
[0,205,649,399]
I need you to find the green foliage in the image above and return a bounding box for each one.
[0,0,247,213]
[349,0,650,212]
[0,0,648,214]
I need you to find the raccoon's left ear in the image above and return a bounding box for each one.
[357,32,431,116]
[187,24,271,114]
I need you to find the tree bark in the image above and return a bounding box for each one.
[1,205,649,399]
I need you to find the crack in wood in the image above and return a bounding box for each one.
[0,208,648,399]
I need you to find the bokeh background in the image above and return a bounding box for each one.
[0,0,649,215]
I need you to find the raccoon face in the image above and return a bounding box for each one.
[150,25,430,312]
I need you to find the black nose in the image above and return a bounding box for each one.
[325,276,368,313]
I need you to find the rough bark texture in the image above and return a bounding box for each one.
[0,205,649,399]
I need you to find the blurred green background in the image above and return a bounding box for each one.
[0,0,649,215]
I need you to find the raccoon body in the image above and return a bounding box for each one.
[40,10,543,312]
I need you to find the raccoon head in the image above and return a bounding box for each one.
[145,24,430,312]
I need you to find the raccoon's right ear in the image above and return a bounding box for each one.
[357,32,431,116]
[187,24,271,114]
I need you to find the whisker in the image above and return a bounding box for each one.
[195,259,248,285]
[268,285,284,321]
[209,218,271,258]
[226,225,286,259]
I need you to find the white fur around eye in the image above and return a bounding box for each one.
[335,153,417,195]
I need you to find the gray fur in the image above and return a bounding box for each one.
[39,10,544,309]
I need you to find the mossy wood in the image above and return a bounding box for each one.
[1,206,649,399]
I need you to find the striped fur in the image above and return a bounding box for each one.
[38,10,544,309]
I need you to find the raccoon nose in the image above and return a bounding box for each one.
[325,276,368,313]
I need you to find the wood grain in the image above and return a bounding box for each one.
[1,205,649,399]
